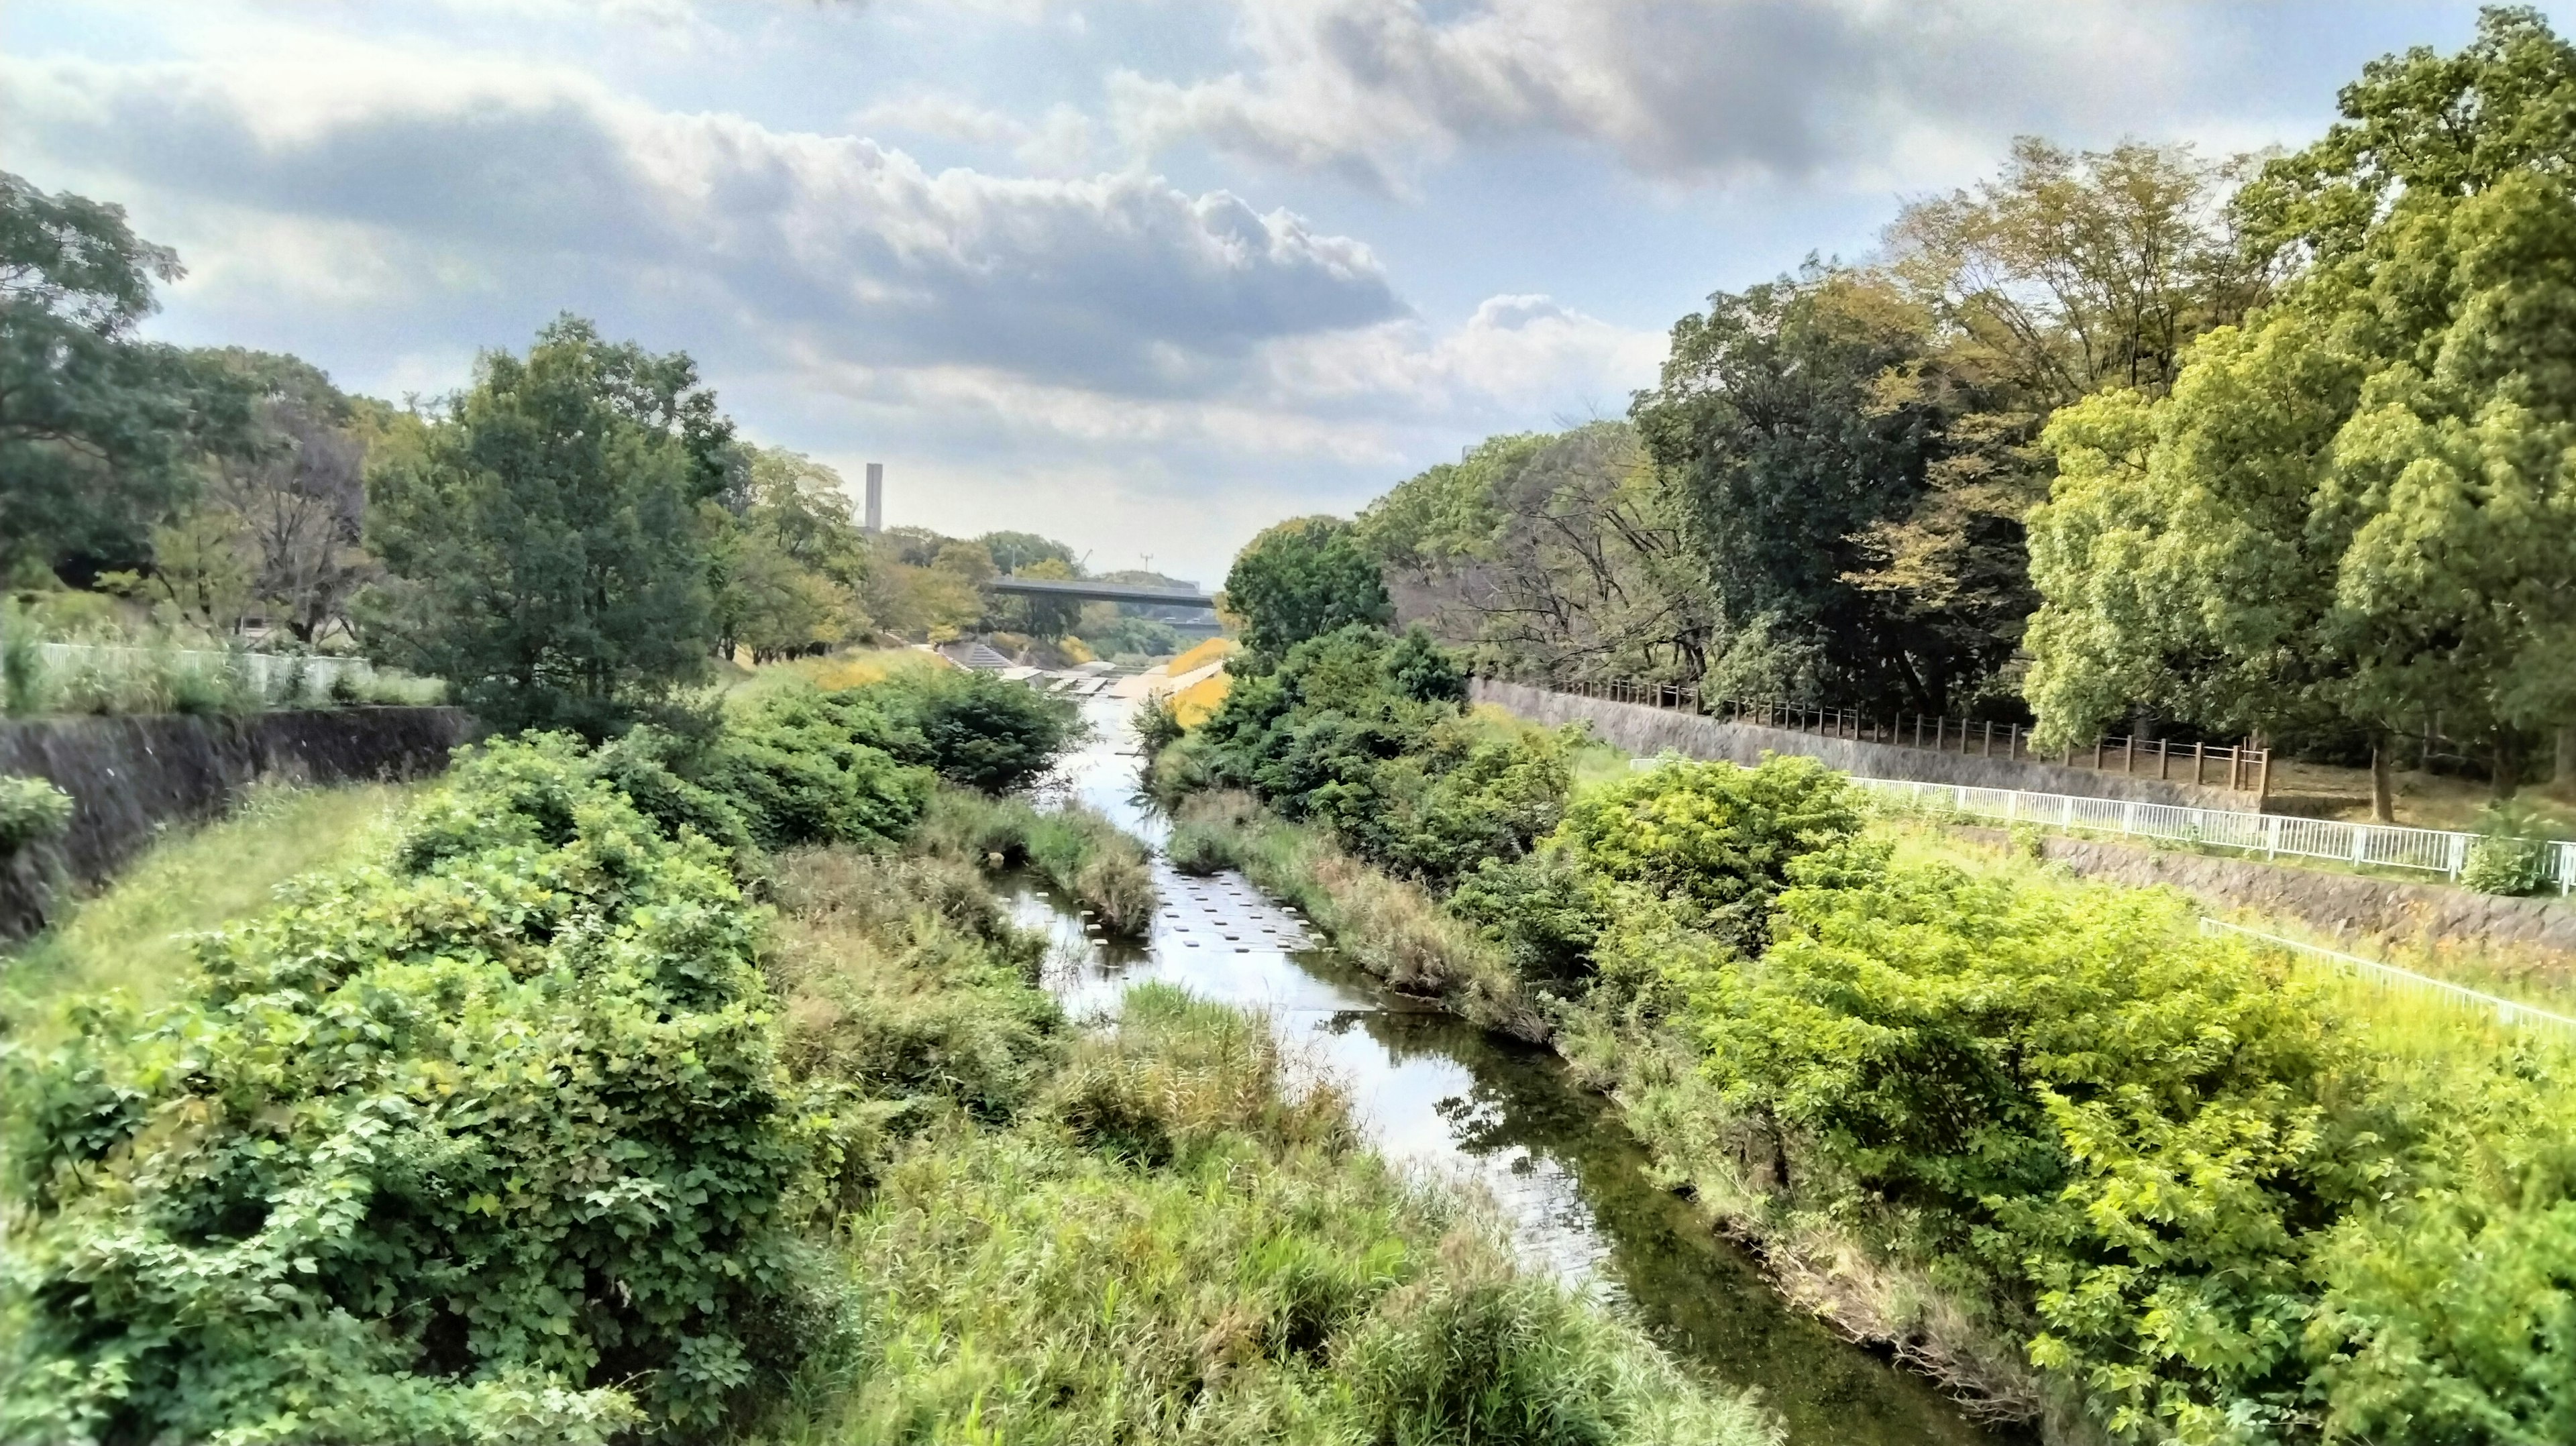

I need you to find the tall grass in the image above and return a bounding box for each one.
[748,985,1776,1446]
[912,787,1159,935]
[0,780,418,1014]
[1167,791,1550,1042]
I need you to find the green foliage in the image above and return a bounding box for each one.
[857,665,1081,793]
[0,734,809,1441]
[1356,423,1716,685]
[2026,10,2576,757]
[1669,847,2362,1441]
[762,983,1770,1446]
[0,775,72,854]
[912,787,1160,936]
[704,683,932,852]
[1556,756,1860,936]
[362,316,724,736]
[0,171,258,576]
[1190,624,1569,891]
[2461,800,2559,895]
[1222,515,1392,659]
[1631,268,2031,712]
[710,448,873,663]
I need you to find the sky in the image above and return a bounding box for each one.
[5,0,2556,584]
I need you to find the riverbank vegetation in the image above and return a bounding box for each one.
[1,657,1775,1445]
[1152,616,2576,1445]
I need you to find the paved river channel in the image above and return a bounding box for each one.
[1022,699,2023,1446]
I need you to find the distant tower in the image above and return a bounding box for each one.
[863,462,883,535]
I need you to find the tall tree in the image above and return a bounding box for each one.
[200,349,375,643]
[2026,7,2576,810]
[1358,422,1713,681]
[364,317,719,734]
[1222,516,1392,661]
[710,447,870,661]
[1631,268,2014,711]
[0,172,253,579]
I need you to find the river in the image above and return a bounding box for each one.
[1022,696,2021,1446]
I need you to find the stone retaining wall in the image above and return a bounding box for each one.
[1472,677,2247,808]
[0,707,473,940]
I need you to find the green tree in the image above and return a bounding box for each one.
[0,172,254,579]
[364,317,720,734]
[2025,8,2576,808]
[1222,516,1392,659]
[1358,423,1715,683]
[710,447,869,661]
[1632,268,2014,711]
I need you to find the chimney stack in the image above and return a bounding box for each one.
[863,462,883,535]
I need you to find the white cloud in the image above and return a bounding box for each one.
[3,48,1401,394]
[1109,0,2199,192]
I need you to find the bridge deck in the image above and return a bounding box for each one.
[985,577,1217,608]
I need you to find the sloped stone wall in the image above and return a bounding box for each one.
[0,707,472,940]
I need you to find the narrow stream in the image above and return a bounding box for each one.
[1025,699,2019,1446]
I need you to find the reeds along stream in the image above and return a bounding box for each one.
[1019,698,2023,1446]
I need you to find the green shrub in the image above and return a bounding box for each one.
[0,775,72,855]
[2462,801,2558,896]
[860,666,1081,793]
[1553,753,1858,950]
[1130,689,1185,755]
[0,735,814,1441]
[912,788,1159,935]
[1669,844,2362,1441]
[702,682,932,851]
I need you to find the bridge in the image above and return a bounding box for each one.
[984,576,1218,609]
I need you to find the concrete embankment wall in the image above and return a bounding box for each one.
[1955,826,2576,961]
[0,707,473,940]
[1472,677,2245,808]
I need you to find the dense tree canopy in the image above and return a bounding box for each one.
[1222,515,1393,661]
[1358,423,1714,682]
[364,317,720,734]
[2026,5,2576,803]
[0,172,254,579]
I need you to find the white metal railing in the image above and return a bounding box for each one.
[1844,774,2575,895]
[1628,755,2576,895]
[2200,918,2576,1037]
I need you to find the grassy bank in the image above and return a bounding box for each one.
[749,843,1772,1446]
[914,786,1159,935]
[0,779,419,1013]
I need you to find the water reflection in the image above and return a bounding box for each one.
[1017,698,2021,1446]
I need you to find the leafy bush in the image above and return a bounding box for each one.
[704,682,932,850]
[2461,801,2559,896]
[857,665,1081,793]
[1187,625,1574,889]
[0,735,815,1443]
[0,775,72,855]
[1669,844,2363,1441]
[1552,754,1859,949]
